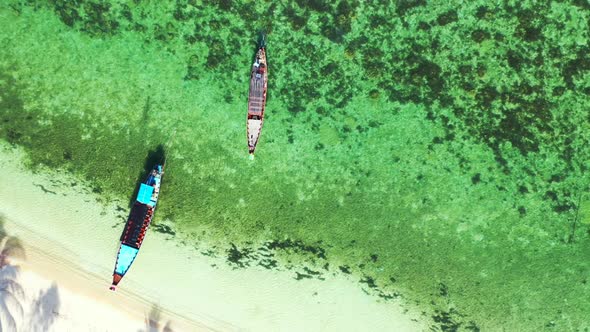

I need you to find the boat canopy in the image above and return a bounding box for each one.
[114,244,139,275]
[137,183,154,204]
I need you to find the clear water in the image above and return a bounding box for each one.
[1,1,589,330]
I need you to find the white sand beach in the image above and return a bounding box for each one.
[5,267,151,331]
[0,145,426,331]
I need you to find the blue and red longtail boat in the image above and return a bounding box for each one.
[110,164,164,291]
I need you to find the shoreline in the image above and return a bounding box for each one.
[4,217,219,332]
[0,145,427,331]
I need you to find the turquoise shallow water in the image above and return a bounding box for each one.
[1,1,590,330]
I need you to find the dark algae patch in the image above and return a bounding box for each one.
[2,1,590,330]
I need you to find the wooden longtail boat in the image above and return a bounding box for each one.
[109,164,164,291]
[247,35,268,158]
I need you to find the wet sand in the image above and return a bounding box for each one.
[0,144,426,331]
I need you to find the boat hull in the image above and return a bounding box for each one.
[110,165,163,290]
[247,47,268,155]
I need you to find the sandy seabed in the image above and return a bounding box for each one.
[0,144,426,331]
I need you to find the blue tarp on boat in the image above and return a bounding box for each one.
[137,183,154,204]
[115,244,139,275]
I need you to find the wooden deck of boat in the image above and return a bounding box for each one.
[248,75,266,116]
